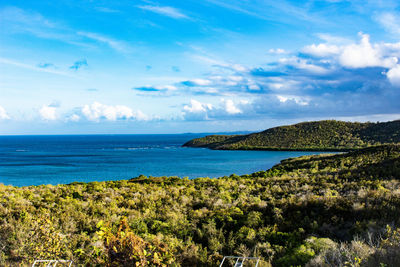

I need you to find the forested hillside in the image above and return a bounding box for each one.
[1,145,400,266]
[183,120,400,151]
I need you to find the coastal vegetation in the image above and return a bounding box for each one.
[183,120,400,151]
[1,144,400,266]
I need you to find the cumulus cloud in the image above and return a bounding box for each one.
[339,33,397,68]
[386,64,400,86]
[277,95,309,106]
[182,99,247,120]
[0,106,10,120]
[67,114,80,122]
[301,33,398,69]
[183,99,213,120]
[39,105,57,120]
[302,43,340,57]
[133,32,400,121]
[223,99,242,114]
[81,102,148,122]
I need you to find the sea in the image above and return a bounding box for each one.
[0,134,329,187]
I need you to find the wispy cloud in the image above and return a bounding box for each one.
[204,0,326,24]
[0,7,81,45]
[137,5,189,19]
[375,12,400,37]
[77,31,130,53]
[0,7,130,53]
[0,58,73,77]
[0,6,57,32]
[95,7,120,13]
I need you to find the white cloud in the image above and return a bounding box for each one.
[39,105,57,120]
[0,106,10,120]
[133,32,400,121]
[277,95,309,106]
[151,85,178,91]
[77,32,128,52]
[269,48,286,54]
[231,64,247,72]
[339,33,397,68]
[222,99,242,114]
[316,33,352,44]
[247,82,261,90]
[183,99,213,113]
[67,114,80,122]
[302,33,399,70]
[0,7,96,50]
[138,5,189,19]
[0,7,59,38]
[386,64,400,86]
[278,57,330,74]
[182,99,248,120]
[135,110,149,121]
[189,54,248,72]
[0,7,129,52]
[81,102,147,122]
[190,79,213,86]
[183,99,213,120]
[228,75,244,82]
[0,57,73,77]
[375,12,400,37]
[161,85,177,91]
[302,43,340,57]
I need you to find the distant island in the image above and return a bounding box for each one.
[1,144,400,266]
[183,119,400,151]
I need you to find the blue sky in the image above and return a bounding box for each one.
[1,0,400,134]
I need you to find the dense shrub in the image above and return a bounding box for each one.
[1,145,400,266]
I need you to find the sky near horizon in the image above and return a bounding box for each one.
[1,0,400,134]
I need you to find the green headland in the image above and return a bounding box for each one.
[183,119,400,151]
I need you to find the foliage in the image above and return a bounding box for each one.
[93,218,176,266]
[1,145,400,266]
[307,225,400,267]
[183,120,400,151]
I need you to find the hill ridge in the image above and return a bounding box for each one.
[183,119,400,151]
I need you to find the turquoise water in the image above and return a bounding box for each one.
[0,134,329,186]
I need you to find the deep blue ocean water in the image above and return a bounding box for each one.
[0,134,329,187]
